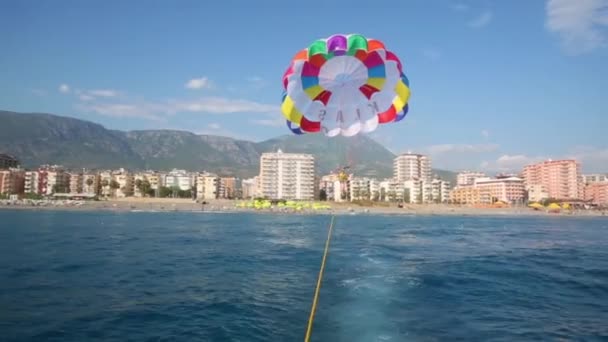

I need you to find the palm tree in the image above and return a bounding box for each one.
[372,190,380,202]
[101,179,109,197]
[110,180,120,197]
[86,178,94,194]
[352,189,361,201]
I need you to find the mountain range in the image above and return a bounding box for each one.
[0,110,456,183]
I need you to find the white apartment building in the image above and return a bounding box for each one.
[369,179,381,201]
[259,150,315,200]
[431,179,451,203]
[349,177,371,201]
[403,179,423,203]
[164,169,193,191]
[114,171,134,198]
[196,172,219,200]
[132,172,157,197]
[527,184,549,202]
[241,177,259,199]
[379,178,404,202]
[457,171,486,186]
[319,174,344,202]
[394,153,432,183]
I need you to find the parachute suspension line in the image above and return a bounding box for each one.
[304,215,336,342]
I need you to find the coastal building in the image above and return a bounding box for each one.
[219,177,238,199]
[68,172,84,194]
[0,154,19,169]
[83,173,99,195]
[399,178,449,204]
[98,171,114,197]
[44,166,70,195]
[457,171,486,186]
[583,174,608,184]
[394,152,432,183]
[241,177,258,199]
[379,178,404,202]
[584,183,608,206]
[522,159,582,200]
[132,171,162,197]
[164,169,193,191]
[0,168,25,195]
[132,173,150,197]
[319,173,349,202]
[526,184,549,202]
[349,177,372,201]
[449,186,482,204]
[474,177,526,204]
[24,170,42,194]
[369,179,381,201]
[431,179,451,203]
[113,170,134,198]
[449,176,525,204]
[196,172,219,200]
[259,150,315,200]
[403,179,423,203]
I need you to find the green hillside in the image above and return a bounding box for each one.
[0,110,456,183]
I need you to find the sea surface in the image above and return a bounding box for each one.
[0,210,607,341]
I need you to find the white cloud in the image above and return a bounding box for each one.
[481,154,548,173]
[545,0,608,54]
[88,89,119,97]
[31,89,47,96]
[173,97,278,114]
[565,145,608,171]
[481,146,608,173]
[250,118,284,127]
[185,77,213,90]
[79,94,95,101]
[422,48,442,61]
[468,10,493,28]
[247,76,263,83]
[426,143,499,155]
[59,84,70,93]
[77,95,278,123]
[207,123,221,130]
[452,3,469,12]
[195,126,253,140]
[75,102,165,121]
[247,76,267,89]
[497,154,545,169]
[481,129,490,138]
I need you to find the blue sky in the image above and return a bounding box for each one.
[1,0,607,172]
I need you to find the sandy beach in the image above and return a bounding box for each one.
[1,197,606,218]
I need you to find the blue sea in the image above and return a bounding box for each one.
[0,210,607,341]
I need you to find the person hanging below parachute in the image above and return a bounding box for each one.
[281,33,411,137]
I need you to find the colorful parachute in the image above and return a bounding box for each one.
[281,33,411,137]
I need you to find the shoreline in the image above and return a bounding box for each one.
[1,198,606,218]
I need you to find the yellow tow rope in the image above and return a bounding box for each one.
[304,215,336,342]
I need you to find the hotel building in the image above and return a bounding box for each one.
[259,150,315,200]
